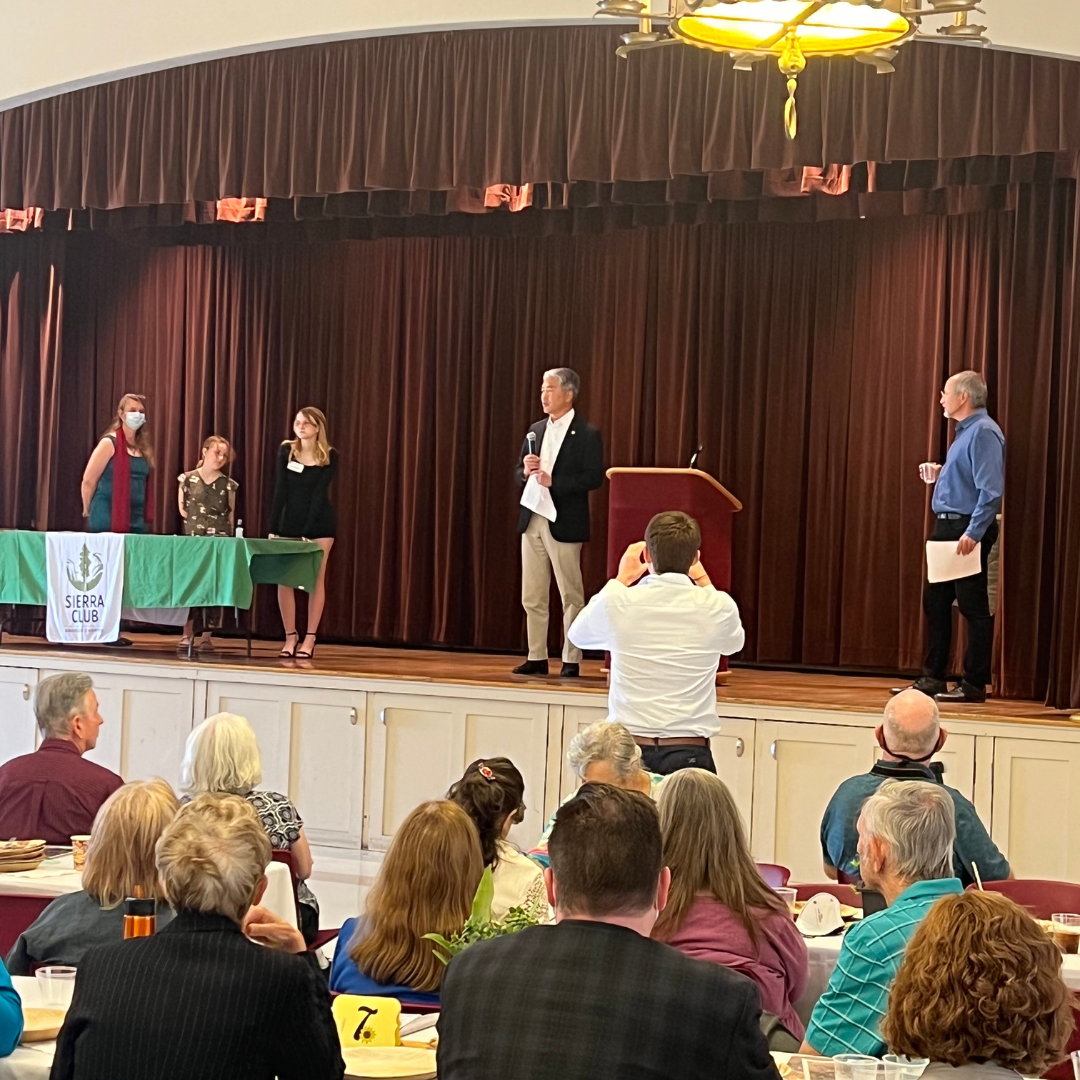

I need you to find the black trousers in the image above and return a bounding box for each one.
[639,743,716,776]
[922,516,998,690]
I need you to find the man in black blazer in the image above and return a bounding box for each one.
[515,367,604,677]
[437,784,781,1080]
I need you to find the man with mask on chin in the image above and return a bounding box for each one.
[819,689,1009,890]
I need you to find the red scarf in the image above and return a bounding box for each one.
[110,427,154,532]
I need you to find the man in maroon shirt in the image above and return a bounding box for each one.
[0,672,123,843]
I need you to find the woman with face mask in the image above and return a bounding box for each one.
[81,393,156,535]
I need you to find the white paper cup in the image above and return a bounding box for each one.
[35,965,76,1008]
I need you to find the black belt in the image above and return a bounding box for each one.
[634,736,709,748]
[936,513,967,520]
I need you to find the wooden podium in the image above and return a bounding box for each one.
[605,468,743,678]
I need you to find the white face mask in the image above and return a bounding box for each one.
[124,411,146,430]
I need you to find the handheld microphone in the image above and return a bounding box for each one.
[526,432,536,456]
[689,444,703,468]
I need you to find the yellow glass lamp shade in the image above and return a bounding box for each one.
[673,0,914,56]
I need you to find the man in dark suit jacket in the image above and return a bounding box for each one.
[50,793,344,1080]
[514,367,604,678]
[437,783,780,1080]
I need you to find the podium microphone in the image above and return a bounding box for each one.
[689,445,703,469]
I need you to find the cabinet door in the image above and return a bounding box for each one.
[712,717,756,835]
[0,668,38,764]
[366,693,551,850]
[49,669,195,787]
[205,682,366,849]
[559,705,609,801]
[990,738,1080,880]
[751,721,878,883]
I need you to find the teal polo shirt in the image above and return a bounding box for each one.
[805,877,963,1057]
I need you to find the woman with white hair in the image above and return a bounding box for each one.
[180,712,319,943]
[528,721,663,866]
[50,794,343,1080]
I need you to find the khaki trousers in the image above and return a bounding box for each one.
[521,513,584,662]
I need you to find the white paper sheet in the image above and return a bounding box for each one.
[926,540,982,584]
[519,474,557,523]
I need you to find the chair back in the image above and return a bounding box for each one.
[756,863,791,888]
[0,895,54,957]
[970,879,1080,921]
[793,883,863,908]
[1041,1001,1080,1080]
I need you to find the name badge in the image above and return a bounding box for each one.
[287,460,305,473]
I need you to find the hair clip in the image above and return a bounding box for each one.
[478,764,496,782]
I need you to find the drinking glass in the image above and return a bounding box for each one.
[776,887,798,914]
[1052,913,1080,954]
[35,966,76,1008]
[883,1054,929,1080]
[833,1054,881,1080]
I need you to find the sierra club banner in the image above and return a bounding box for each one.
[45,532,124,643]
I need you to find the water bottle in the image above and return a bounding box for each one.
[235,519,244,538]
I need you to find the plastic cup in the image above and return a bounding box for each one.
[70,835,91,871]
[35,966,76,1008]
[776,887,798,914]
[834,1054,881,1080]
[883,1054,929,1080]
[1068,1049,1080,1080]
[1052,913,1080,954]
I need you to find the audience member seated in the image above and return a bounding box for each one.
[802,780,963,1058]
[50,794,343,1080]
[567,512,745,776]
[883,891,1073,1080]
[7,779,178,974]
[330,800,483,1005]
[438,783,779,1080]
[821,690,1009,888]
[181,712,321,944]
[447,757,550,920]
[654,769,809,1039]
[0,673,122,844]
[0,961,20,1057]
[529,721,662,866]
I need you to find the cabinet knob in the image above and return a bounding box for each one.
[735,737,744,758]
[22,685,31,701]
[379,709,386,725]
[349,708,358,726]
[770,740,777,760]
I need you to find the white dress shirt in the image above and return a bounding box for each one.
[519,408,575,523]
[568,572,745,738]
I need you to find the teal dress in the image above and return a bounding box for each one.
[88,438,149,534]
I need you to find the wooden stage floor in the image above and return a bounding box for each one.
[1,632,1076,726]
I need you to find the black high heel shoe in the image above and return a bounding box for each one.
[279,630,299,658]
[296,634,317,660]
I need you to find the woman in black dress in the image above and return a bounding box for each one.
[269,407,337,659]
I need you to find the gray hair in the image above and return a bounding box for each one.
[544,367,580,400]
[180,713,262,796]
[882,690,941,758]
[860,780,956,883]
[156,793,271,923]
[34,672,94,739]
[950,370,988,409]
[567,721,642,781]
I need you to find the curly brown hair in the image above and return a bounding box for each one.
[883,891,1074,1073]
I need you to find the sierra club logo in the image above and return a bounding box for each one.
[66,544,104,591]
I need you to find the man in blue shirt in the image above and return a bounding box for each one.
[820,690,1010,889]
[911,370,1004,703]
[802,780,963,1058]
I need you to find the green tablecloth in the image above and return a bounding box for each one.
[0,532,323,609]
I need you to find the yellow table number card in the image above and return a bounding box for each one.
[332,994,402,1048]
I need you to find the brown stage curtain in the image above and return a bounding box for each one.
[0,187,1070,703]
[2,29,1080,212]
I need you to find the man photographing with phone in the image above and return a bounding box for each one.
[567,511,745,775]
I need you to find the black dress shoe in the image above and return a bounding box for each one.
[559,663,580,678]
[512,659,549,676]
[103,636,133,648]
[892,677,948,697]
[935,681,987,704]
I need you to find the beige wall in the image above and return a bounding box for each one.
[0,0,1073,112]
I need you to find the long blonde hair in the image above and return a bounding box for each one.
[82,779,179,909]
[282,406,331,466]
[653,769,785,944]
[103,393,156,468]
[350,801,483,993]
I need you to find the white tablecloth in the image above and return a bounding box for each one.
[0,856,296,928]
[797,933,1080,1027]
